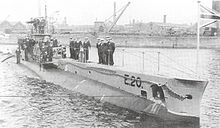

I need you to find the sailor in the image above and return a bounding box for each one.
[82,37,91,62]
[47,42,53,61]
[15,43,21,64]
[33,18,40,33]
[41,41,47,62]
[24,37,30,61]
[69,37,74,58]
[28,38,35,57]
[96,38,102,63]
[62,46,66,58]
[53,38,58,47]
[106,37,115,65]
[72,38,77,59]
[101,38,108,65]
[42,36,50,62]
[39,19,46,34]
[75,38,82,60]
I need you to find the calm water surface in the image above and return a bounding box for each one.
[0,45,220,128]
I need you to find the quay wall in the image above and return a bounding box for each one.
[4,33,220,49]
[53,33,220,49]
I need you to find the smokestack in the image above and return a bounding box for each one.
[113,2,116,22]
[163,15,166,24]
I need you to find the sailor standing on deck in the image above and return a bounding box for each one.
[83,37,91,62]
[106,37,115,65]
[69,37,74,59]
[101,38,108,65]
[52,38,58,47]
[24,37,30,61]
[75,38,82,60]
[72,38,77,59]
[96,38,102,64]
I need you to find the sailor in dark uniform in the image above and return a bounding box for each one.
[24,37,30,61]
[47,42,53,61]
[83,37,91,62]
[53,38,58,47]
[106,37,115,65]
[75,38,82,60]
[72,38,77,59]
[69,37,74,58]
[15,47,21,64]
[96,38,102,63]
[101,39,108,65]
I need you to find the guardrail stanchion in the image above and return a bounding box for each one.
[142,51,145,72]
[158,52,160,73]
[122,49,125,67]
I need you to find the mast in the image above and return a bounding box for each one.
[45,4,48,33]
[38,0,41,17]
[113,2,116,22]
[196,1,201,74]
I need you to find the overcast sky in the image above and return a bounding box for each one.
[0,0,214,25]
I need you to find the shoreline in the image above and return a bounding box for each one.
[1,42,220,50]
[2,33,220,50]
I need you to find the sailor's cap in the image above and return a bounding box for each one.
[85,37,88,39]
[105,36,110,38]
[97,38,101,40]
[70,37,72,39]
[100,38,105,41]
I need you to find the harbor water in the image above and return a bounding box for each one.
[0,45,220,128]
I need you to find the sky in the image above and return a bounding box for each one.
[0,0,214,25]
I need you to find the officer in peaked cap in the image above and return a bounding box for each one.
[75,38,82,60]
[101,38,109,65]
[96,38,102,64]
[82,37,91,62]
[69,37,74,59]
[106,36,115,65]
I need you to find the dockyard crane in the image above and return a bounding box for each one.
[107,2,130,32]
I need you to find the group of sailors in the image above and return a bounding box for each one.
[96,36,115,65]
[17,35,116,66]
[18,36,60,62]
[40,37,61,62]
[69,37,91,61]
[18,37,36,61]
[27,18,46,34]
[69,36,115,65]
